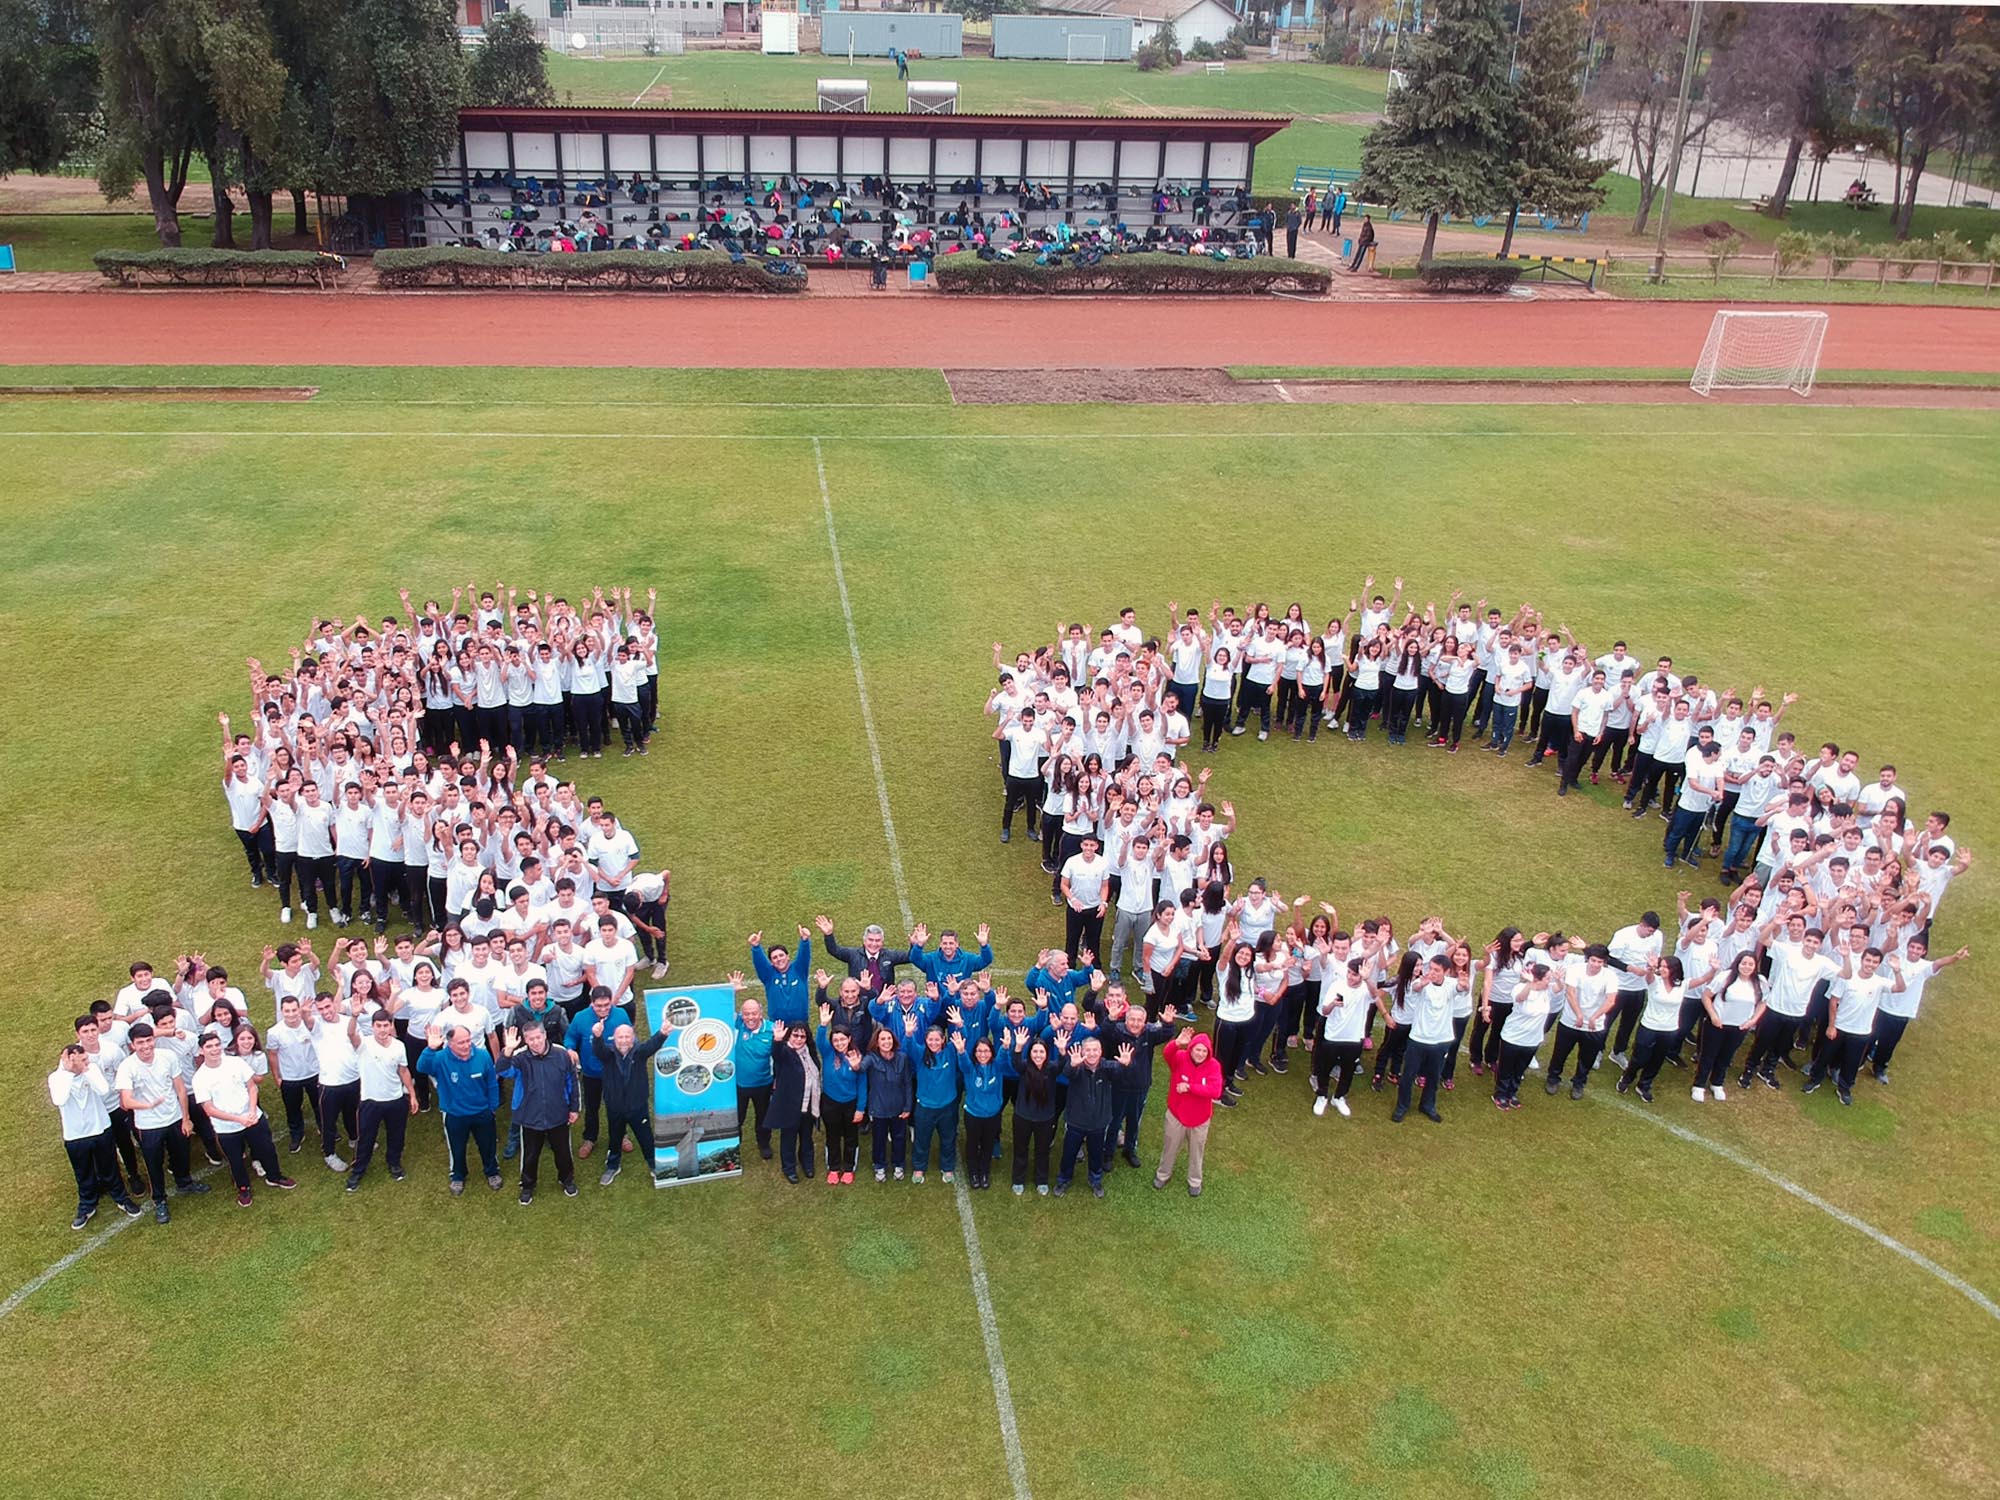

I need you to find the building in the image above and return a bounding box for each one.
[992,14,1136,62]
[406,104,1290,246]
[487,0,727,40]
[1029,0,1240,53]
[819,11,964,58]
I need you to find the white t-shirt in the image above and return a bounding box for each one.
[356,1035,408,1102]
[1563,968,1617,1032]
[192,1057,259,1133]
[1319,979,1373,1044]
[1638,979,1685,1034]
[1003,725,1047,779]
[115,1052,185,1130]
[1764,942,1838,1019]
[1572,686,1616,738]
[1607,924,1661,992]
[1491,659,1532,707]
[586,828,639,892]
[1713,976,1759,1029]
[1881,958,1936,1020]
[582,938,639,998]
[224,775,265,831]
[1061,852,1110,909]
[1832,971,1892,1033]
[314,1017,362,1086]
[267,1019,321,1081]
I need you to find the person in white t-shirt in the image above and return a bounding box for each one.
[1870,935,1970,1084]
[1557,667,1615,796]
[1804,943,1892,1104]
[192,1032,296,1205]
[1546,945,1617,1099]
[50,1044,144,1229]
[219,716,275,891]
[581,918,640,1013]
[115,1023,211,1219]
[996,707,1050,842]
[1058,834,1111,966]
[347,1010,416,1189]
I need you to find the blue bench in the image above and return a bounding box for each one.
[1291,166,1359,193]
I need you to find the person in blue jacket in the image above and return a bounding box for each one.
[748,925,813,1029]
[859,1025,915,1182]
[955,1031,1005,1190]
[815,1009,866,1184]
[910,1025,963,1185]
[416,1020,502,1194]
[1025,948,1102,1011]
[870,978,938,1046]
[566,986,628,1163]
[733,988,775,1161]
[906,922,994,989]
[943,979,995,1043]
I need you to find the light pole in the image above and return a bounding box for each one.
[1648,0,1704,284]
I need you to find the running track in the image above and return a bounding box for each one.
[1,293,1996,372]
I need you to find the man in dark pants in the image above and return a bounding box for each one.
[115,1023,210,1223]
[416,1022,504,1194]
[501,1018,579,1204]
[347,1011,415,1191]
[1054,1036,1129,1198]
[1284,205,1302,259]
[50,1045,144,1230]
[567,986,628,1162]
[591,1015,669,1185]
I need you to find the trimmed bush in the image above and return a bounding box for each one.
[930,252,1330,296]
[1416,258,1524,294]
[371,247,807,292]
[93,248,347,288]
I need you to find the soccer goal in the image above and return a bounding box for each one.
[1689,310,1829,398]
[1066,33,1107,64]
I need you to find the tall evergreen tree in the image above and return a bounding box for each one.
[467,9,552,108]
[1501,0,1609,255]
[1353,0,1516,265]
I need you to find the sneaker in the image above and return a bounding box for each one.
[1230,726,1246,736]
[651,962,668,979]
[1217,1091,1238,1108]
[1091,1181,1106,1198]
[288,1137,304,1155]
[305,911,318,929]
[1052,1180,1068,1197]
[1332,1097,1351,1118]
[1257,730,1268,742]
[70,1210,90,1230]
[1610,1052,1630,1069]
[272,1176,297,1190]
[577,1140,594,1160]
[1615,1076,1630,1094]
[389,1167,406,1182]
[1313,1095,1328,1117]
[252,1160,266,1179]
[1545,1078,1561,1095]
[943,1170,955,1184]
[1636,1083,1654,1103]
[450,1180,465,1196]
[1762,1072,1781,1092]
[1269,1055,1289,1074]
[1801,1078,1823,1095]
[912,1170,925,1185]
[1569,1081,1587,1100]
[826,1170,839,1185]
[599,1168,619,1187]
[841,1171,854,1185]
[1873,1067,1890,1085]
[1000,829,1011,843]
[1692,1087,1706,1102]
[1013,1183,1025,1195]
[875,1169,887,1182]
[562,1181,578,1197]
[178,1180,210,1196]
[325,1153,347,1171]
[1391,1105,1408,1122]
[1421,1107,1443,1123]
[1713,1085,1727,1101]
[892,1167,905,1181]
[154,1202,170,1224]
[117,1198,143,1217]
[345,1176,360,1193]
[1837,1086,1853,1106]
[280,906,292,924]
[1036,1184,1049,1196]
[1189,1185,1202,1198]
[1528,1057,1540,1071]
[519,1188,533,1206]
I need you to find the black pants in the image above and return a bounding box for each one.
[1345,685,1377,737]
[1041,813,1066,873]
[1012,1115,1055,1187]
[1271,980,1315,1061]
[1442,1013,1471,1081]
[1547,1023,1605,1088]
[1471,1002,1511,1068]
[1558,733,1592,791]
[1696,1022,1745,1088]
[1064,904,1104,966]
[319,1079,359,1148]
[823,1106,861,1173]
[235,824,276,882]
[1742,1011,1800,1079]
[604,1106,657,1172]
[1870,1013,1913,1073]
[1234,679,1271,733]
[300,855,337,916]
[1494,1039,1540,1103]
[351,1098,407,1179]
[519,1124,575,1192]
[1201,693,1232,749]
[137,1123,196,1203]
[1435,689,1471,747]
[869,1115,909,1172]
[639,676,659,736]
[1809,1030,1872,1090]
[1396,1039,1450,1115]
[736,1084,772,1149]
[335,855,366,916]
[109,1106,143,1189]
[578,1074,605,1143]
[1310,1037,1361,1098]
[1591,725,1630,776]
[444,1111,500,1181]
[628,895,668,965]
[1620,1028,1675,1088]
[1373,1023,1409,1082]
[65,1129,128,1214]
[1524,684,1549,737]
[1532,710,1572,764]
[1058,1123,1108,1185]
[1292,683,1325,739]
[964,1112,1001,1177]
[1385,685,1418,739]
[217,1119,283,1191]
[1002,773,1041,835]
[368,860,399,926]
[612,699,643,749]
[1214,1017,1253,1083]
[1608,989,1648,1056]
[777,1114,817,1176]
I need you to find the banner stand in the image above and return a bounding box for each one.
[642,983,744,1187]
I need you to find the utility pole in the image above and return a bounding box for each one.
[1649,0,1703,284]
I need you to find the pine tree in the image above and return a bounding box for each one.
[1502,0,1610,255]
[1352,0,1516,265]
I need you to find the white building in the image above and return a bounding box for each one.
[1032,0,1240,54]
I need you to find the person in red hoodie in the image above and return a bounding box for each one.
[1153,1028,1222,1198]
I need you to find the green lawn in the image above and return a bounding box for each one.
[0,212,315,272]
[0,368,1995,1498]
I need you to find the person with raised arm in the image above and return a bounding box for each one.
[748,925,814,1030]
[592,1011,671,1187]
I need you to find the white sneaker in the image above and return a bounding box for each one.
[1333,1097,1351,1117]
[325,1152,348,1171]
[1528,1057,1540,1071]
[280,906,292,925]
[1712,1085,1727,1101]
[1313,1095,1328,1117]
[1257,730,1269,741]
[1691,1087,1706,1102]
[893,1167,905,1180]
[1592,1052,1603,1069]
[651,962,667,979]
[252,1161,266,1179]
[1610,1051,1629,1069]
[305,911,319,929]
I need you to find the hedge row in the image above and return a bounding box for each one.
[94,248,347,288]
[1417,258,1524,294]
[372,246,806,292]
[931,253,1330,296]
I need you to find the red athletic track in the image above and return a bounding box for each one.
[1,293,1995,373]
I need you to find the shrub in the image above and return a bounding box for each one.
[1890,237,1930,279]
[1930,229,1976,280]
[1817,230,1863,277]
[1221,36,1248,60]
[932,252,1330,296]
[1415,258,1524,294]
[371,246,807,292]
[1705,230,1745,277]
[93,247,347,288]
[1774,231,1817,277]
[1186,39,1217,60]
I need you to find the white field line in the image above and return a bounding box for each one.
[1598,1096,2000,1324]
[0,429,1988,442]
[812,437,1032,1500]
[1274,382,1296,403]
[631,64,669,107]
[0,1165,222,1323]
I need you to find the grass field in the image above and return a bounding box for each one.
[0,367,1996,1499]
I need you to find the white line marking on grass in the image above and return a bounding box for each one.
[631,64,668,106]
[0,429,1989,442]
[1599,1096,2000,1325]
[1274,382,1296,403]
[813,436,1032,1500]
[0,1167,221,1323]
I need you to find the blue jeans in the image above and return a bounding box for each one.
[1722,813,1763,870]
[1490,702,1519,752]
[911,1103,958,1174]
[1057,1123,1108,1186]
[1665,808,1706,863]
[444,1111,499,1183]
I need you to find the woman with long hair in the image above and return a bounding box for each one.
[1293,636,1330,742]
[956,1032,1004,1190]
[1372,950,1419,1089]
[1438,940,1480,1088]
[1040,754,1078,879]
[1694,950,1765,1103]
[1272,911,1331,1072]
[859,1024,915,1183]
[1430,640,1478,753]
[1345,641,1385,741]
[1199,644,1236,753]
[1192,881,1232,1011]
[1491,963,1556,1110]
[1212,941,1258,1106]
[1385,635,1424,744]
[1470,928,1526,1074]
[1009,1036,1063,1195]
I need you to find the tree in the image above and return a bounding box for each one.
[1588,0,1740,235]
[1500,0,1609,254]
[297,0,464,197]
[1714,3,1860,219]
[1860,5,2000,239]
[940,0,1024,23]
[467,9,551,108]
[0,0,98,177]
[94,0,213,246]
[1352,0,1517,265]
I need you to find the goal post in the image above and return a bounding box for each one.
[1066,33,1107,64]
[1690,310,1829,398]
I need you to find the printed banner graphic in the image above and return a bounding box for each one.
[644,983,743,1187]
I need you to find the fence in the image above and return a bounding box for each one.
[1597,249,2000,292]
[547,24,688,55]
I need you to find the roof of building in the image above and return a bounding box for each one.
[1029,0,1232,20]
[457,105,1288,144]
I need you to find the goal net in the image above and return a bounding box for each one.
[1690,310,1828,397]
[1066,33,1107,63]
